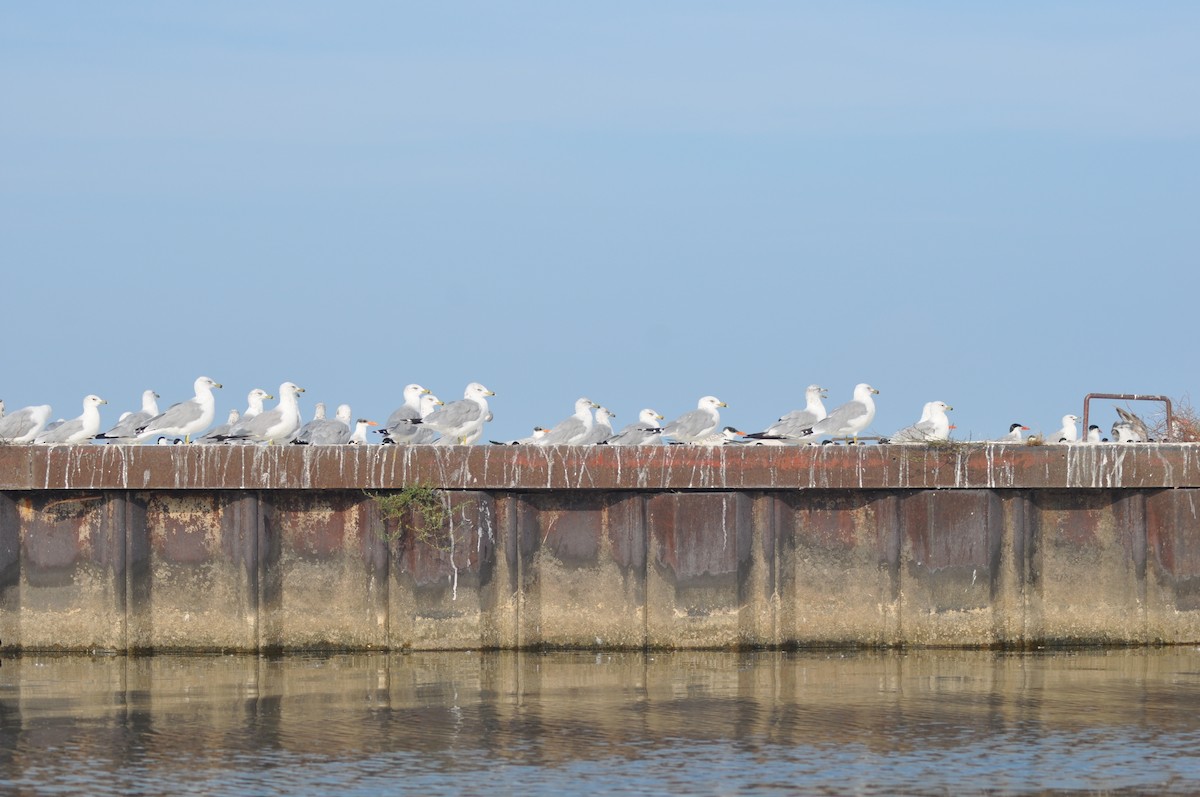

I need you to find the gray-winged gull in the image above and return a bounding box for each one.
[96,389,160,442]
[654,396,727,444]
[577,406,617,445]
[35,395,108,445]
[405,382,494,445]
[243,388,274,420]
[607,408,664,446]
[0,403,53,443]
[534,397,597,446]
[1113,407,1149,442]
[293,403,353,445]
[883,401,953,444]
[288,402,327,444]
[799,383,879,443]
[219,382,305,444]
[381,384,432,444]
[747,385,828,443]
[136,376,223,443]
[195,409,240,444]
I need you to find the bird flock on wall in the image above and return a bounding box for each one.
[0,377,1163,447]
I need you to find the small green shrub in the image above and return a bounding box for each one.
[367,485,448,547]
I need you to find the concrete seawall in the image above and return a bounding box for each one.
[2,444,1199,652]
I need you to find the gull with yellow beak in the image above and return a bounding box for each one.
[405,382,495,445]
[799,383,880,444]
[655,395,728,444]
[218,382,306,444]
[136,376,223,443]
[35,394,108,444]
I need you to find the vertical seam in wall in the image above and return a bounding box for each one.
[255,491,264,654]
[641,493,649,650]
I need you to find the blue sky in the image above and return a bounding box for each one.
[3,3,1198,442]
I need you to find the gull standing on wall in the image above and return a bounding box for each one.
[1051,415,1079,443]
[0,403,54,443]
[381,384,432,444]
[242,388,274,420]
[406,382,494,445]
[95,390,160,442]
[195,409,240,444]
[136,376,223,443]
[883,401,953,444]
[293,404,354,445]
[655,396,727,444]
[35,395,108,445]
[578,406,617,445]
[606,408,664,446]
[800,383,879,443]
[747,385,828,443]
[219,382,306,444]
[534,397,597,446]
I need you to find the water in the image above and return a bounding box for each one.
[3,648,1200,795]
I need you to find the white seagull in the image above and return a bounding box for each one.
[800,383,879,443]
[35,395,108,445]
[534,397,596,446]
[1051,414,1079,443]
[381,384,432,444]
[136,376,223,443]
[884,401,953,444]
[407,382,494,445]
[656,396,727,444]
[95,390,160,442]
[219,382,306,444]
[0,403,54,443]
[607,408,665,446]
[747,385,828,443]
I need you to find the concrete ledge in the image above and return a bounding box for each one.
[2,443,1199,492]
[2,444,1199,652]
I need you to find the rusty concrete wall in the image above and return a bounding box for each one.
[2,445,1200,651]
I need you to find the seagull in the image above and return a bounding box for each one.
[578,406,617,445]
[1051,414,1079,443]
[654,396,727,444]
[194,409,240,444]
[349,419,377,445]
[35,395,108,445]
[293,403,354,445]
[997,423,1030,443]
[381,384,432,444]
[1115,407,1149,442]
[800,383,879,443]
[403,382,494,445]
[882,401,953,444]
[746,385,828,443]
[606,408,665,446]
[218,382,305,444]
[288,402,328,444]
[242,388,274,420]
[534,397,597,446]
[136,376,223,443]
[95,390,160,442]
[0,403,54,443]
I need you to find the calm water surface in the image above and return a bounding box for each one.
[3,648,1200,795]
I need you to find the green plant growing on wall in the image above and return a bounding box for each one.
[367,485,449,548]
